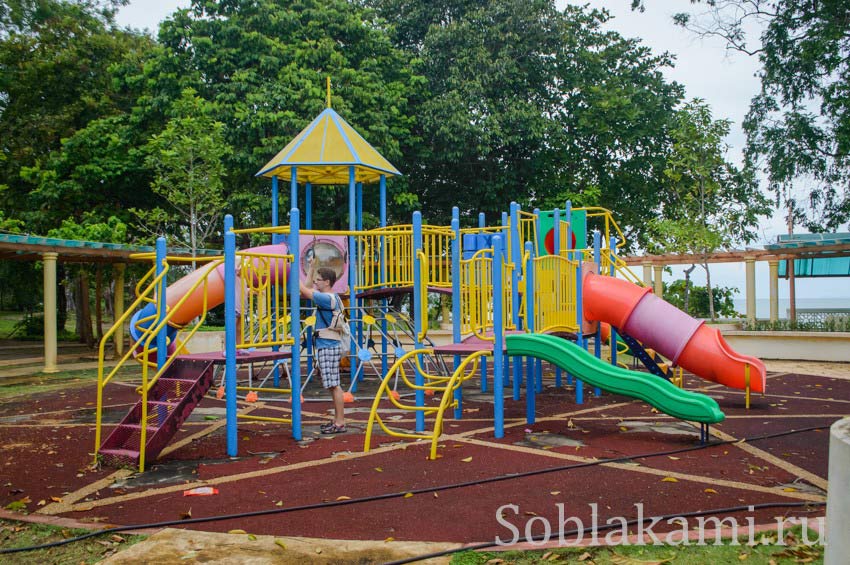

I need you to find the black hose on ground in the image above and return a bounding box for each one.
[0,425,829,555]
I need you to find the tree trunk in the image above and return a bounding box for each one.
[95,265,103,342]
[683,264,696,315]
[57,264,67,332]
[75,270,94,347]
[704,260,715,321]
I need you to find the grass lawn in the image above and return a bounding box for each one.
[0,518,146,565]
[450,525,824,564]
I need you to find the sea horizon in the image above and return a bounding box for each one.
[732,297,850,319]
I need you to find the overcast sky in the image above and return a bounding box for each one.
[114,1,847,302]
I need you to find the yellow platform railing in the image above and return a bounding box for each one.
[528,254,580,334]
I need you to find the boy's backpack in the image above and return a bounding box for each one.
[317,294,350,355]
[329,295,351,355]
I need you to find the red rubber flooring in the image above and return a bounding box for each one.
[0,362,842,544]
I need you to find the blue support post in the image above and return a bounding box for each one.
[501,211,510,388]
[224,217,238,456]
[478,212,488,392]
[493,235,505,438]
[451,208,462,419]
[575,229,584,405]
[155,237,167,371]
[591,230,602,397]
[510,203,521,400]
[355,182,363,356]
[290,167,298,211]
[271,177,281,244]
[413,211,425,432]
[348,167,357,386]
[305,182,312,230]
[380,175,388,378]
[553,207,562,388]
[610,235,619,368]
[289,209,302,440]
[532,207,543,394]
[524,242,536,424]
[565,200,574,387]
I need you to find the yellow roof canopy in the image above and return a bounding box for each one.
[256,108,402,185]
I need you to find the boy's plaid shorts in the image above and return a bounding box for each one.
[316,346,341,389]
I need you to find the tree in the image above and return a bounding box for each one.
[664,279,739,320]
[139,0,423,230]
[632,0,850,232]
[646,99,769,320]
[0,0,150,233]
[366,0,684,244]
[134,88,227,256]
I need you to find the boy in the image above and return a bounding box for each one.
[299,265,346,434]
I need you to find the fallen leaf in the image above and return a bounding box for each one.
[336,496,351,501]
[782,487,798,492]
[228,529,247,535]
[248,534,257,541]
[180,508,192,520]
[667,456,680,461]
[461,456,473,462]
[661,477,678,483]
[374,467,383,472]
[50,496,62,503]
[550,491,561,495]
[275,501,283,507]
[577,552,592,562]
[704,489,718,494]
[37,500,46,507]
[433,492,438,498]
[384,537,395,542]
[404,492,414,498]
[274,539,286,550]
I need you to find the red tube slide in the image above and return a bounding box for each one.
[583,273,766,393]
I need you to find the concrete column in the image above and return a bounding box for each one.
[653,264,663,297]
[112,263,126,359]
[42,252,59,373]
[768,260,779,322]
[642,262,652,288]
[825,418,850,565]
[745,257,756,323]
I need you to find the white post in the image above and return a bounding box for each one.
[42,252,59,373]
[768,260,779,322]
[825,418,850,565]
[642,262,652,288]
[653,264,663,297]
[745,257,756,323]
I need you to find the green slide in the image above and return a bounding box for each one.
[505,333,725,424]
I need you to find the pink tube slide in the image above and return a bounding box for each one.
[583,273,766,393]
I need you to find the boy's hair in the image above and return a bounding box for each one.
[317,267,337,286]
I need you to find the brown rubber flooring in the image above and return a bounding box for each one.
[0,358,844,544]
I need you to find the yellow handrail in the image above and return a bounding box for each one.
[417,250,428,342]
[94,264,169,461]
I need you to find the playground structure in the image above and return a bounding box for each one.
[94,90,767,472]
